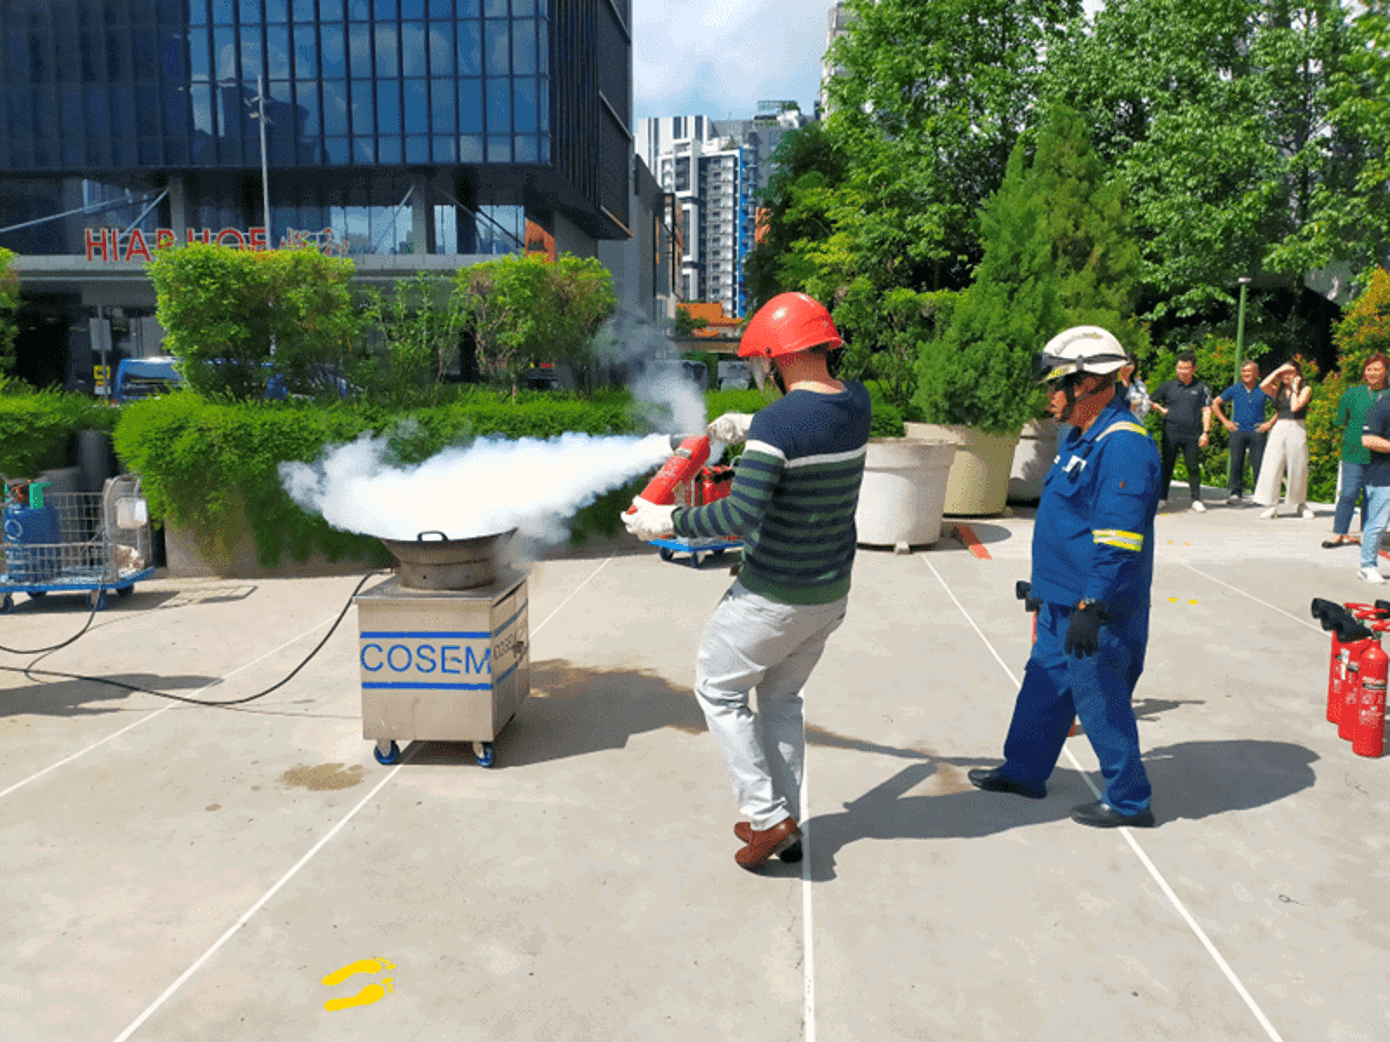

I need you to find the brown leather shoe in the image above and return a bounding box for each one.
[734,817,801,870]
[734,821,802,863]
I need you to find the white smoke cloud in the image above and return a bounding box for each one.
[279,431,674,545]
[591,310,711,437]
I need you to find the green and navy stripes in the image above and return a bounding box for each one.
[673,383,871,605]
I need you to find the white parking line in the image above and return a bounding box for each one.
[108,553,616,1042]
[0,615,338,802]
[922,557,1288,1042]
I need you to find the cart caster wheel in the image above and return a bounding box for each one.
[88,590,107,611]
[116,585,133,598]
[1,595,12,614]
[658,547,674,561]
[373,740,401,765]
[473,741,496,768]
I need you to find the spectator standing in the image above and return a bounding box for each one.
[1326,354,1390,548]
[1149,352,1213,511]
[1118,360,1150,419]
[1254,361,1314,520]
[1213,360,1274,505]
[1356,393,1390,583]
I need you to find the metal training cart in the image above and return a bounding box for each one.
[1,475,156,612]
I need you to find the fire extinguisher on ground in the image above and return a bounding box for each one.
[1354,622,1387,758]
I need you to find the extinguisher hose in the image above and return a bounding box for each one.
[0,570,387,708]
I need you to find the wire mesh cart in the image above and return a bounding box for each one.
[1,475,156,612]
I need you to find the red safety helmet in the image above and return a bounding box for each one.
[738,292,843,359]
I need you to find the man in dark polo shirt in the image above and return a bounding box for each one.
[1150,352,1214,512]
[1214,360,1275,505]
[1356,394,1390,583]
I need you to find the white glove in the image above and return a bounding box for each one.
[706,412,754,444]
[623,496,677,541]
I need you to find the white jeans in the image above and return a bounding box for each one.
[694,581,847,830]
[1253,418,1308,509]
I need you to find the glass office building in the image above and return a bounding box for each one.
[0,0,632,386]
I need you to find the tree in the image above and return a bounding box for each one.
[148,243,360,400]
[359,272,465,406]
[453,253,617,396]
[1031,103,1150,360]
[0,248,19,375]
[743,121,848,311]
[1042,0,1386,318]
[825,0,1083,293]
[914,144,1065,434]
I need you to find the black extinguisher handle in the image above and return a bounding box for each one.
[1015,580,1042,613]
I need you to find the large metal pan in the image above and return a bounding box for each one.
[378,529,515,590]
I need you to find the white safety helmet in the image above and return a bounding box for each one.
[1034,326,1130,385]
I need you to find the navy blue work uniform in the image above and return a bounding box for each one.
[999,394,1160,815]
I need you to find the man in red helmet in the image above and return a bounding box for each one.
[623,292,872,870]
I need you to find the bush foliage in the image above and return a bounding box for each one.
[0,388,118,478]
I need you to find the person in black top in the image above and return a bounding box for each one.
[1356,394,1390,583]
[1149,352,1213,511]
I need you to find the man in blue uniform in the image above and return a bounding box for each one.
[969,326,1160,828]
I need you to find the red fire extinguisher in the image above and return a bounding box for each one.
[1353,623,1387,758]
[628,435,711,511]
[1338,619,1378,742]
[1313,599,1353,724]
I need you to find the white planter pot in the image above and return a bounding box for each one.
[1009,418,1061,503]
[905,423,1021,517]
[855,437,958,548]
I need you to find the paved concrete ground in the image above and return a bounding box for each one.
[1,488,1387,1042]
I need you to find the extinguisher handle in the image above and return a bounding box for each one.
[1311,597,1343,621]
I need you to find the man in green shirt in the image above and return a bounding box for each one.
[1327,353,1390,548]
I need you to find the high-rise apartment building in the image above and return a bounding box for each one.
[819,1,849,118]
[637,103,805,319]
[0,0,633,388]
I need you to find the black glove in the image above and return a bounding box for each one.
[1064,603,1103,658]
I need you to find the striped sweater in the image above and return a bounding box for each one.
[672,382,871,604]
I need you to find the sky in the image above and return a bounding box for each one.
[632,0,1108,126]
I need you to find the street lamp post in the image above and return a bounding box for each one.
[1235,276,1252,384]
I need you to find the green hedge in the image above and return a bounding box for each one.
[0,390,119,479]
[111,389,740,567]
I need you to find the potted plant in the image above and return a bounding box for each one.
[854,396,958,551]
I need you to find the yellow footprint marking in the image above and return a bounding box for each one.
[322,957,394,987]
[1189,599,1199,605]
[322,958,396,1013]
[324,979,394,1012]
[1168,597,1177,602]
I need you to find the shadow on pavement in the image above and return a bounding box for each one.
[804,738,1319,881]
[0,670,223,718]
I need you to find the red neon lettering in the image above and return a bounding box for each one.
[106,229,118,261]
[215,228,246,248]
[85,228,107,262]
[248,227,268,251]
[155,229,176,250]
[187,228,211,245]
[125,229,153,263]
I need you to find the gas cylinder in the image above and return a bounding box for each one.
[1353,633,1387,758]
[1327,621,1350,725]
[629,435,712,510]
[1338,622,1376,741]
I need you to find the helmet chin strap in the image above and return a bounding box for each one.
[1059,376,1108,423]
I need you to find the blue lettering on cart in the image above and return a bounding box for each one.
[359,630,489,639]
[386,645,412,671]
[465,647,491,674]
[415,644,436,672]
[361,643,384,672]
[440,646,461,673]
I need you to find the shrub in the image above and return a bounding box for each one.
[0,389,118,478]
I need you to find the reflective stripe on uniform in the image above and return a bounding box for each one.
[1097,421,1150,441]
[1094,528,1144,552]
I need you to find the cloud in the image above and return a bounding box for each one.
[633,0,830,122]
